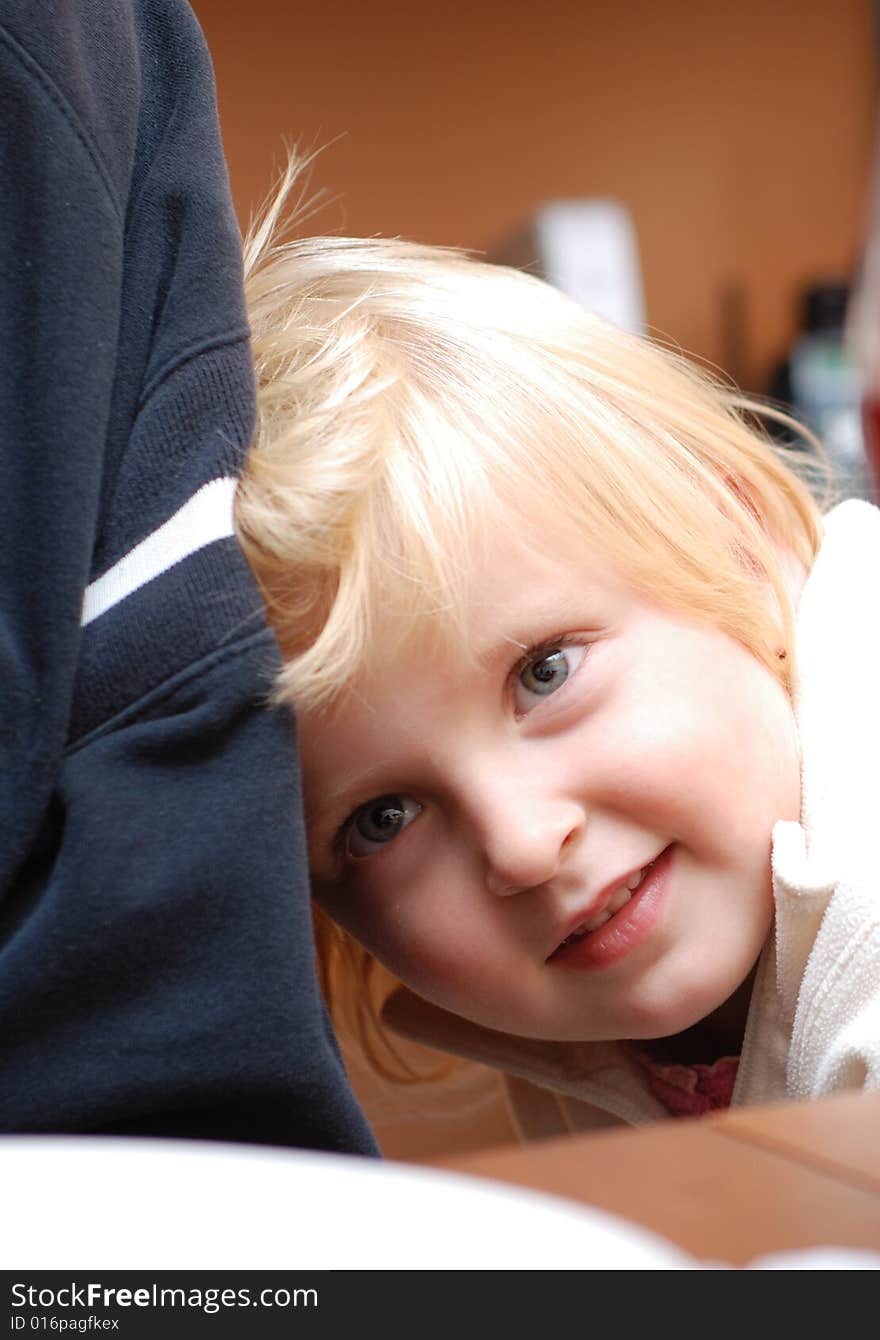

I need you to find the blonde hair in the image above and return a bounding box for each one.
[236,162,824,1077]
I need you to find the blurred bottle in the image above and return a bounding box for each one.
[784,280,872,501]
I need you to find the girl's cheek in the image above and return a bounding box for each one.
[316,865,431,964]
[367,874,486,995]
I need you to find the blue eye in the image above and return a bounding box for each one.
[514,644,586,713]
[346,795,422,858]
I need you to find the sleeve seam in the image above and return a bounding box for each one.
[136,327,252,415]
[66,626,278,756]
[0,22,123,225]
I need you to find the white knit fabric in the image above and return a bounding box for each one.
[736,498,880,1104]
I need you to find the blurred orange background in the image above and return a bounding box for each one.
[195,0,877,396]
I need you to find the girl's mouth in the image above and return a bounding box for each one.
[548,845,675,970]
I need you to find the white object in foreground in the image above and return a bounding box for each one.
[0,1135,692,1270]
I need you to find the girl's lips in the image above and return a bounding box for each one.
[548,844,675,970]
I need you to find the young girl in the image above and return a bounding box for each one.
[236,172,880,1131]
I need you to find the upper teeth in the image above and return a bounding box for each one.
[562,867,646,943]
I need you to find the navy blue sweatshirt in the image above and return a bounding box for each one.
[0,0,377,1154]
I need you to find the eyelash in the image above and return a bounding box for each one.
[331,800,409,864]
[512,637,569,677]
[510,635,588,712]
[331,817,356,864]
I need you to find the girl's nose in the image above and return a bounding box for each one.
[479,790,585,897]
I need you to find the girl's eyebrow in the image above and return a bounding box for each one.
[475,615,574,670]
[469,574,609,670]
[477,618,605,671]
[476,632,529,669]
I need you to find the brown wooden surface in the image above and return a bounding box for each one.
[434,1091,880,1266]
[714,1089,880,1194]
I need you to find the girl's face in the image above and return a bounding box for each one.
[300,523,801,1043]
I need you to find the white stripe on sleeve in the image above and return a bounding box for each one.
[81,477,238,627]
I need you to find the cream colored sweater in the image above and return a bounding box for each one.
[736,498,880,1106]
